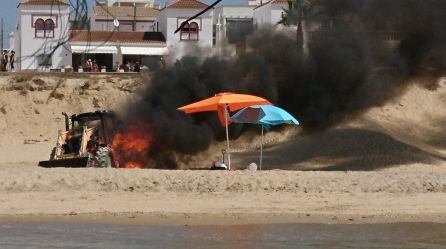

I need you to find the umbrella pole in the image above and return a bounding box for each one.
[260,126,263,171]
[224,105,231,170]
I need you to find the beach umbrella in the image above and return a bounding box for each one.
[178,93,271,169]
[231,105,299,170]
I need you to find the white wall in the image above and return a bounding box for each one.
[248,0,262,6]
[17,4,72,71]
[253,3,287,28]
[8,32,15,51]
[14,8,21,70]
[271,4,286,26]
[161,8,213,58]
[253,4,271,27]
[157,9,167,36]
[213,6,255,54]
[214,6,254,23]
[108,0,155,6]
[91,17,155,31]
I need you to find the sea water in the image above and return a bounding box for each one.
[0,222,445,249]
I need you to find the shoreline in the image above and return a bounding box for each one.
[1,190,446,226]
[2,211,446,226]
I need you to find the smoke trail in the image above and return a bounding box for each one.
[116,0,446,168]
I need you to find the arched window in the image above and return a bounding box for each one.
[45,19,55,38]
[35,18,45,38]
[180,23,190,40]
[189,22,199,40]
[180,22,199,41]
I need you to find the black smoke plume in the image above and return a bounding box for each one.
[118,0,446,168]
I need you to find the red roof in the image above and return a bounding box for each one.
[69,30,166,44]
[20,0,69,5]
[164,0,209,9]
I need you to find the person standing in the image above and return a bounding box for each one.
[9,51,15,72]
[92,60,99,72]
[133,61,140,72]
[2,50,8,72]
[84,59,93,72]
[0,50,5,72]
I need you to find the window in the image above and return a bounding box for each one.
[180,22,199,41]
[45,19,55,38]
[35,18,55,38]
[180,23,190,40]
[35,18,45,38]
[189,22,199,40]
[37,54,52,66]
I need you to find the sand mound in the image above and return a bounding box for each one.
[0,74,444,171]
[0,74,445,221]
[0,73,142,166]
[0,167,445,194]
[228,78,446,171]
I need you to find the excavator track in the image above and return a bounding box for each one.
[38,157,90,168]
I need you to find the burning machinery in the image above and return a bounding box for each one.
[38,111,118,168]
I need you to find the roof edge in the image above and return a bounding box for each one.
[163,0,210,10]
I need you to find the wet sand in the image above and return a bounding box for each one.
[1,222,446,249]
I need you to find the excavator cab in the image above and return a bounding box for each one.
[38,111,117,168]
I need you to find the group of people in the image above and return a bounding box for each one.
[115,61,140,72]
[81,59,141,73]
[83,59,101,72]
[1,50,15,72]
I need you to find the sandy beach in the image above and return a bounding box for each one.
[0,74,445,225]
[1,166,446,225]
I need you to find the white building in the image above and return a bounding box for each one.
[157,0,213,57]
[11,0,289,71]
[14,0,72,71]
[253,0,288,27]
[69,30,167,71]
[214,5,255,55]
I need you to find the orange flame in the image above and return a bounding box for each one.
[111,123,152,169]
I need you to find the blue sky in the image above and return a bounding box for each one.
[0,0,245,48]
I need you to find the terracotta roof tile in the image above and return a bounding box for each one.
[165,0,209,9]
[93,6,159,18]
[20,0,69,5]
[69,30,166,44]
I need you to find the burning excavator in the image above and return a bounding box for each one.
[38,111,118,168]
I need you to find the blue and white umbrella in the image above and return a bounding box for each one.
[231,105,299,170]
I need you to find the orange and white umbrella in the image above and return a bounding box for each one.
[178,92,271,169]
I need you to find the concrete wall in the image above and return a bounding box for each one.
[17,4,71,71]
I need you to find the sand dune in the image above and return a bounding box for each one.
[232,78,446,171]
[0,73,445,224]
[0,167,446,194]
